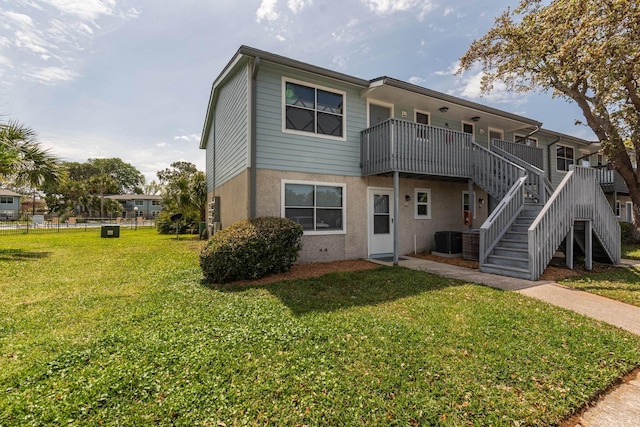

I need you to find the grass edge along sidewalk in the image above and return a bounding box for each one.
[2,230,640,425]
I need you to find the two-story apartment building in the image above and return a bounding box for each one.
[200,46,620,280]
[106,194,163,219]
[0,188,21,220]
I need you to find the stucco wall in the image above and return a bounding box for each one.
[255,169,489,263]
[210,169,250,228]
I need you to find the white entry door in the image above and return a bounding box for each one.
[368,188,394,256]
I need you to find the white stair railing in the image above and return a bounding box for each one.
[528,167,620,280]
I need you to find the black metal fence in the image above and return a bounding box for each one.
[0,217,156,236]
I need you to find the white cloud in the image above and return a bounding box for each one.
[433,60,460,76]
[452,63,525,105]
[0,0,140,85]
[173,134,201,143]
[256,0,279,22]
[40,0,116,21]
[4,11,35,28]
[287,0,311,14]
[408,76,426,86]
[27,66,80,83]
[361,0,434,19]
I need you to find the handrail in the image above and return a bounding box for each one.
[479,176,527,264]
[490,143,552,203]
[471,142,525,201]
[491,138,543,169]
[360,119,473,177]
[528,167,620,280]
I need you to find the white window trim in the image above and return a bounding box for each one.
[281,179,347,235]
[414,188,431,219]
[462,191,477,219]
[414,109,430,125]
[461,120,475,136]
[556,143,575,173]
[488,127,504,143]
[616,200,621,218]
[282,77,347,141]
[367,99,394,128]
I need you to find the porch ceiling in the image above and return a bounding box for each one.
[362,83,540,134]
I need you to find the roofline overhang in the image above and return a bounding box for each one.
[537,128,596,146]
[369,77,543,128]
[199,46,370,149]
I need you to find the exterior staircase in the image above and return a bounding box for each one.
[481,202,542,279]
[476,149,621,280]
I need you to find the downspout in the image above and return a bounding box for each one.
[547,136,561,183]
[249,56,260,219]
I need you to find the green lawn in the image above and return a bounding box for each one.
[561,266,640,308]
[2,230,640,426]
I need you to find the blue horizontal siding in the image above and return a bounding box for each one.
[213,64,249,187]
[255,63,367,176]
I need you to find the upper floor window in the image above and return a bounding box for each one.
[462,122,474,135]
[0,197,14,204]
[284,80,344,138]
[282,180,346,234]
[151,200,161,206]
[556,145,574,172]
[134,200,144,205]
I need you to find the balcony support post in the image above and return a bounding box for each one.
[393,170,400,266]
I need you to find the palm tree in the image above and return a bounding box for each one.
[1,120,62,214]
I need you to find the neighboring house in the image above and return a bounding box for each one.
[0,188,21,220]
[106,194,163,219]
[199,45,620,280]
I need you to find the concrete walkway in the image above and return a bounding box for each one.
[370,256,640,427]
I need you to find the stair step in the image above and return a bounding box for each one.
[504,231,528,241]
[510,224,530,232]
[486,254,529,269]
[498,239,528,249]
[480,263,531,280]
[493,246,528,257]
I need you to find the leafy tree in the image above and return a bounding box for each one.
[88,158,145,194]
[458,0,640,231]
[157,162,207,234]
[88,174,119,218]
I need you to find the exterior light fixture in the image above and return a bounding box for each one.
[439,107,449,113]
[471,116,480,122]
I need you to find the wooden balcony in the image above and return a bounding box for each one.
[360,119,473,178]
[491,139,543,170]
[593,166,629,194]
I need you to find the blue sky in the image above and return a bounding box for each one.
[0,0,594,183]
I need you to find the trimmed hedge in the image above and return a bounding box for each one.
[199,216,303,284]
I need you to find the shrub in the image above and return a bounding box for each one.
[199,216,303,284]
[620,221,635,243]
[156,211,199,234]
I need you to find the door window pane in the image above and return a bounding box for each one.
[374,214,390,234]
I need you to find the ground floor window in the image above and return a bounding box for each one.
[414,188,431,219]
[282,180,346,234]
[616,200,621,217]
